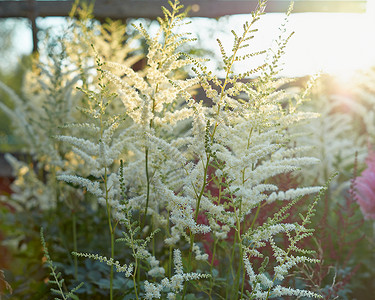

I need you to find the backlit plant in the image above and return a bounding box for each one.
[0,0,346,299]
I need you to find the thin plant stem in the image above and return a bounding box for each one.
[227,229,237,299]
[137,260,141,296]
[169,245,173,278]
[128,227,140,300]
[234,234,243,300]
[194,153,212,223]
[181,270,188,299]
[240,263,246,300]
[250,203,261,231]
[233,204,243,300]
[110,226,115,299]
[209,176,223,296]
[143,147,151,228]
[133,258,139,300]
[209,238,218,295]
[104,166,114,300]
[152,218,156,257]
[72,211,78,280]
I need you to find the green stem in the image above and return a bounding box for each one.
[169,245,172,278]
[194,153,212,222]
[228,229,237,299]
[143,147,150,228]
[240,264,246,300]
[72,211,78,280]
[104,167,114,300]
[188,232,194,272]
[233,208,243,300]
[250,203,261,231]
[182,231,194,300]
[152,219,155,256]
[182,281,188,300]
[110,225,114,300]
[209,238,218,295]
[137,259,141,296]
[234,249,243,300]
[133,258,139,300]
[128,227,140,300]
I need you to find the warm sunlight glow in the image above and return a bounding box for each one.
[283,0,375,78]
[186,0,375,77]
[6,1,375,78]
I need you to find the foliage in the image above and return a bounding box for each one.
[40,227,84,300]
[1,0,374,299]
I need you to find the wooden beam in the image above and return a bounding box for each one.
[28,0,39,53]
[0,0,367,19]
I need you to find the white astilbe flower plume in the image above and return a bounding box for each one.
[72,252,133,276]
[144,249,210,299]
[57,174,103,197]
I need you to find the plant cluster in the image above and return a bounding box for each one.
[1,0,374,299]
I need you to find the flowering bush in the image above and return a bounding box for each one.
[1,0,375,299]
[354,151,375,219]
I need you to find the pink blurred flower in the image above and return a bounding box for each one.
[354,152,375,220]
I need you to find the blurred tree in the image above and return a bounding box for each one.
[0,19,32,151]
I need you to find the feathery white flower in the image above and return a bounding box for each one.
[144,281,163,299]
[57,174,103,197]
[55,135,99,156]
